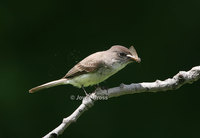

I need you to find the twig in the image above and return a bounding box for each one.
[43,65,200,138]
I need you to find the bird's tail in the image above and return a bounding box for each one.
[29,78,68,93]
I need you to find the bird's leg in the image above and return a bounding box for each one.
[94,84,103,92]
[101,86,109,95]
[81,86,89,96]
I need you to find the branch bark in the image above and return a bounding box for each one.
[43,65,200,138]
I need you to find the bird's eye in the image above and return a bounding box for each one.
[119,52,126,57]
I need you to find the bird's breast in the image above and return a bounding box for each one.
[68,62,128,88]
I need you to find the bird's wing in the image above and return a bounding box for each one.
[63,52,104,78]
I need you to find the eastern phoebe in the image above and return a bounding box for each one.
[29,45,141,93]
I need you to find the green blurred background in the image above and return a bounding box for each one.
[0,0,200,137]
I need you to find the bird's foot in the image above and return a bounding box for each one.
[94,84,108,91]
[100,86,109,90]
[94,85,109,96]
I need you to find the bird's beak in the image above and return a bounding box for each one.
[127,55,141,63]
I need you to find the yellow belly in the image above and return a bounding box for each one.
[69,73,104,88]
[67,62,128,88]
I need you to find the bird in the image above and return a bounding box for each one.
[29,45,141,94]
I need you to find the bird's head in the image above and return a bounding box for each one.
[108,45,141,64]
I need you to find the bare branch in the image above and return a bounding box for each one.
[43,65,200,138]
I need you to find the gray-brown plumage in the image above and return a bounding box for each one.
[63,52,105,78]
[29,45,141,93]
